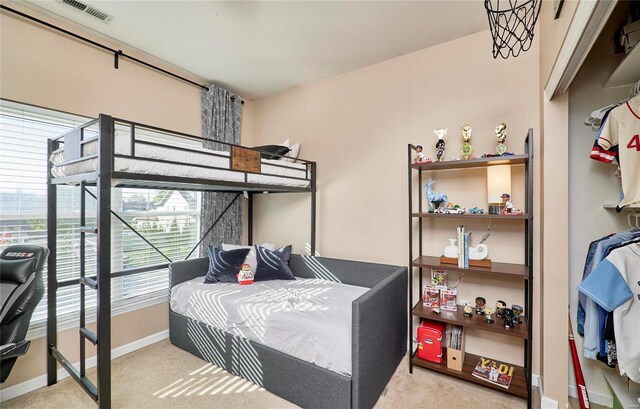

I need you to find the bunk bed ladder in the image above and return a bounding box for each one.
[47,115,113,408]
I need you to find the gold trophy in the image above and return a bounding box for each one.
[460,124,474,160]
[495,123,507,156]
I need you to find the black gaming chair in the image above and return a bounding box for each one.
[0,244,48,383]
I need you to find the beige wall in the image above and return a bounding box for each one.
[0,5,202,134]
[0,5,203,388]
[248,30,541,369]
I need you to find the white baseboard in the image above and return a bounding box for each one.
[0,329,169,403]
[569,383,614,408]
[541,396,559,409]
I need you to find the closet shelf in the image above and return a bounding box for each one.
[603,204,640,209]
[411,351,528,399]
[605,43,640,88]
[412,212,529,220]
[412,302,528,339]
[412,256,528,279]
[411,154,528,171]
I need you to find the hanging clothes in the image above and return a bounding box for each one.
[579,242,640,382]
[591,94,640,208]
[578,229,640,360]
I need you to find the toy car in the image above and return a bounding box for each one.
[443,205,466,214]
[468,207,485,214]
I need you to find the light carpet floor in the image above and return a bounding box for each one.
[3,339,529,409]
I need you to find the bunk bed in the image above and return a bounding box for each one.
[45,114,317,407]
[46,114,407,409]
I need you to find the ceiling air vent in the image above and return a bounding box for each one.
[55,0,114,23]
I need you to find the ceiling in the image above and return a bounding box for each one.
[23,1,489,100]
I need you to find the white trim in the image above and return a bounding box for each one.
[544,0,618,99]
[568,382,614,408]
[533,373,542,390]
[541,395,559,409]
[0,329,169,403]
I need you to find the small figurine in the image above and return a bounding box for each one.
[434,128,447,162]
[495,300,507,318]
[460,124,474,160]
[463,305,474,317]
[495,123,507,156]
[500,193,514,214]
[424,179,449,211]
[512,304,524,324]
[484,307,495,324]
[502,308,518,329]
[236,263,254,285]
[413,145,431,164]
[475,297,486,315]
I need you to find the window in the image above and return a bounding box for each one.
[0,101,201,337]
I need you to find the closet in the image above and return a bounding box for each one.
[568,1,640,407]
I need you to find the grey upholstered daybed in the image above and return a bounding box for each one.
[169,254,407,409]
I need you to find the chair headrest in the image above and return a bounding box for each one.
[0,245,49,275]
[1,258,37,284]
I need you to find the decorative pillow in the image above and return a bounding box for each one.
[205,246,251,284]
[254,245,295,281]
[253,145,291,160]
[221,243,276,272]
[282,143,301,163]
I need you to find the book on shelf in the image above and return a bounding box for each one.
[471,357,515,390]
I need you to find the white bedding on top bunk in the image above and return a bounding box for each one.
[170,277,369,376]
[50,132,310,188]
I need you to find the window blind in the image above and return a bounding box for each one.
[0,102,201,337]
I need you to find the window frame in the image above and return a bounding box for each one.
[0,99,201,339]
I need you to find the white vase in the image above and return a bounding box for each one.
[444,239,458,258]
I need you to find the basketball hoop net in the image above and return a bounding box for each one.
[485,0,542,59]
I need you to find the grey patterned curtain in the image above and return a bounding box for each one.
[200,84,243,254]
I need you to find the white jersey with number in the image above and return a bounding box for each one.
[597,95,640,208]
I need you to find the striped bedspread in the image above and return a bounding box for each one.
[170,277,368,376]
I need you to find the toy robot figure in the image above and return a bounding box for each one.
[434,128,447,162]
[502,308,518,329]
[463,305,474,317]
[475,296,486,315]
[495,300,507,318]
[512,304,524,324]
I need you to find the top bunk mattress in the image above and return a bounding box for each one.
[50,131,311,188]
[170,277,369,376]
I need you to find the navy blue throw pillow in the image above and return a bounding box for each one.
[205,245,251,284]
[254,245,295,281]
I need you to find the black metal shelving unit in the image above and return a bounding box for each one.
[407,130,534,407]
[46,114,317,408]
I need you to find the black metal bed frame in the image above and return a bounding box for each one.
[46,114,316,408]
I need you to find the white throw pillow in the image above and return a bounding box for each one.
[221,242,276,273]
[284,143,301,163]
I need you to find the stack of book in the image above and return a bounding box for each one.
[456,225,471,268]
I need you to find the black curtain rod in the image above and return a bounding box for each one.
[2,4,244,103]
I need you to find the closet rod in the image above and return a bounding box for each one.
[1,4,244,103]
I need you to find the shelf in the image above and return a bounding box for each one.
[604,42,640,88]
[412,256,528,280]
[412,212,529,220]
[412,302,528,339]
[411,351,528,399]
[603,204,640,210]
[411,154,528,171]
